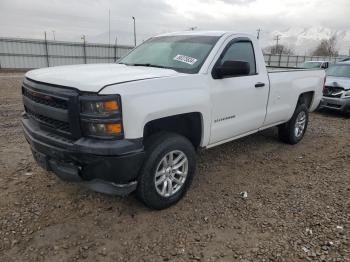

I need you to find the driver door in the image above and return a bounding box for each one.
[209,38,269,145]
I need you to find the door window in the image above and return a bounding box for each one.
[220,41,256,75]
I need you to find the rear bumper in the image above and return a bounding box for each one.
[320,97,350,112]
[22,114,145,196]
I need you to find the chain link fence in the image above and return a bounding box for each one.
[264,54,346,67]
[0,37,134,69]
[0,37,347,69]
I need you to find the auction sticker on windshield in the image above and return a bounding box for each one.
[173,54,198,65]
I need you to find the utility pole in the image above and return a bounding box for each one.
[274,34,281,54]
[108,9,111,58]
[114,35,118,62]
[44,31,49,67]
[257,28,261,40]
[132,16,136,46]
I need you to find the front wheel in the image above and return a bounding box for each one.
[136,132,196,210]
[278,103,309,145]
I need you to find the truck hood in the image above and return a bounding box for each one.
[325,76,350,90]
[25,63,180,92]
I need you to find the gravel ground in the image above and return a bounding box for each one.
[0,72,349,262]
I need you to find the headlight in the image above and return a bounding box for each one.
[344,90,350,97]
[80,95,123,139]
[81,100,119,115]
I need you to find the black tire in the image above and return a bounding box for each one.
[136,132,196,210]
[278,103,309,145]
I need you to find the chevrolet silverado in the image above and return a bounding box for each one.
[21,31,325,209]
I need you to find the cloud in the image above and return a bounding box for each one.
[0,0,349,54]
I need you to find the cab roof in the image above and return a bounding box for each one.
[156,31,238,37]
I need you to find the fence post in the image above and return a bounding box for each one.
[278,53,282,67]
[44,31,50,67]
[82,36,87,64]
[0,39,2,69]
[114,44,117,62]
[268,54,271,66]
[296,56,299,67]
[286,55,290,67]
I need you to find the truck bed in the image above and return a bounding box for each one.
[267,66,323,73]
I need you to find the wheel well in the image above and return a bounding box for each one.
[298,91,314,109]
[143,113,202,149]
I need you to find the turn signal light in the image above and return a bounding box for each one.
[104,101,119,111]
[106,123,122,135]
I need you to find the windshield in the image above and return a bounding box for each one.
[119,35,221,74]
[300,62,322,69]
[327,64,350,78]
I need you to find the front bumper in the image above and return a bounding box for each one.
[319,97,350,112]
[22,114,145,196]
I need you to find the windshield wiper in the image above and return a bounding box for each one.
[124,63,167,69]
[118,62,182,72]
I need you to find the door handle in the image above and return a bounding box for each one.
[255,82,265,88]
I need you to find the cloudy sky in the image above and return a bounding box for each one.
[1,0,349,54]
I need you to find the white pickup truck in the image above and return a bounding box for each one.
[21,31,325,209]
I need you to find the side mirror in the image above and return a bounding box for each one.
[213,60,250,79]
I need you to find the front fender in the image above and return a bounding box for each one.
[100,75,212,147]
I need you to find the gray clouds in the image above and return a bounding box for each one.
[0,0,349,54]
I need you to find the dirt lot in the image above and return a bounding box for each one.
[0,72,349,262]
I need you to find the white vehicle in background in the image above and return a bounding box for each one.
[21,31,325,209]
[319,61,350,114]
[340,57,350,62]
[300,61,330,69]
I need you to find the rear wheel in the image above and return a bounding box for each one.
[136,132,196,210]
[278,103,309,144]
